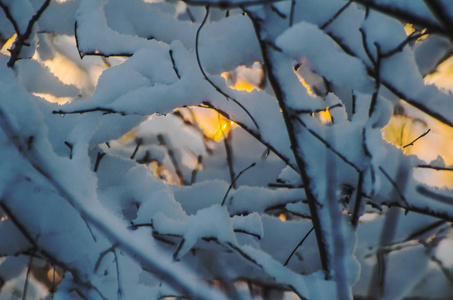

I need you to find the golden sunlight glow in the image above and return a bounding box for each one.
[382,102,453,188]
[221,62,263,92]
[0,33,16,56]
[221,75,258,92]
[189,108,235,141]
[404,23,416,36]
[47,268,62,284]
[209,117,234,141]
[279,213,287,222]
[404,23,428,41]
[296,72,316,97]
[318,108,332,124]
[41,52,93,90]
[0,215,7,222]
[424,56,453,92]
[33,93,72,105]
[310,108,332,125]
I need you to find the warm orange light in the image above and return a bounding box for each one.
[0,33,16,56]
[33,93,72,105]
[221,62,263,92]
[47,268,63,284]
[382,102,453,188]
[227,79,258,92]
[187,108,235,142]
[279,213,287,222]
[296,73,316,97]
[211,119,234,141]
[318,108,332,124]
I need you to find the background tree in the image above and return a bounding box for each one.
[1,0,453,299]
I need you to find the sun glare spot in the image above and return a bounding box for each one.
[33,93,72,105]
[318,108,332,124]
[279,213,287,222]
[0,33,16,56]
[221,62,263,92]
[296,72,316,97]
[383,102,453,188]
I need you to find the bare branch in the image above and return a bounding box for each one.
[379,166,408,206]
[403,129,431,148]
[169,49,181,79]
[157,134,187,185]
[195,6,259,130]
[294,117,361,173]
[7,0,51,68]
[415,165,453,172]
[182,0,286,8]
[130,138,143,160]
[94,152,106,173]
[320,1,352,30]
[351,171,364,228]
[221,162,256,206]
[53,108,126,116]
[283,226,314,267]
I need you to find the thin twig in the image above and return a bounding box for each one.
[94,152,106,173]
[221,162,256,206]
[169,49,181,79]
[23,253,34,300]
[369,43,382,118]
[379,166,408,205]
[289,0,296,27]
[283,226,314,266]
[415,165,453,171]
[94,244,118,273]
[351,172,364,228]
[227,242,263,268]
[0,202,37,248]
[359,28,376,66]
[183,0,286,8]
[190,155,203,184]
[129,222,154,230]
[233,229,262,240]
[64,141,73,159]
[113,248,123,300]
[195,6,259,130]
[404,220,447,242]
[403,129,430,148]
[53,108,126,116]
[267,183,304,188]
[270,4,286,19]
[221,115,236,189]
[381,31,428,58]
[157,134,187,185]
[294,117,361,172]
[294,103,343,115]
[320,1,352,30]
[130,138,143,160]
[7,0,51,68]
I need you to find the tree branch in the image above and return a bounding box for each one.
[195,6,259,130]
[221,162,256,206]
[403,129,430,148]
[283,226,314,267]
[6,0,51,68]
